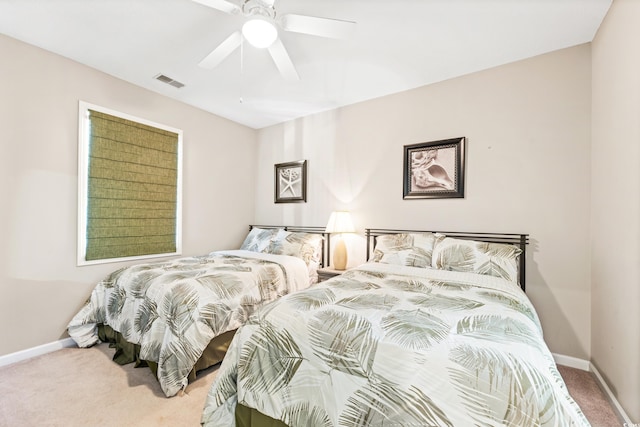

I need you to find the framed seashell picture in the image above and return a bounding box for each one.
[275,160,307,203]
[403,137,466,199]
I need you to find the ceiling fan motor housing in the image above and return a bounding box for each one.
[242,0,276,20]
[241,0,278,48]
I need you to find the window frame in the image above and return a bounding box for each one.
[77,101,183,266]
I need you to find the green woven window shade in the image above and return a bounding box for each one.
[85,109,179,261]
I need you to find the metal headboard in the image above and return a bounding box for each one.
[249,225,330,268]
[365,228,530,291]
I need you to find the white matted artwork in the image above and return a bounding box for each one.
[275,160,307,203]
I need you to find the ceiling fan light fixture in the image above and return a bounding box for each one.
[242,18,278,48]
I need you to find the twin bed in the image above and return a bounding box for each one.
[68,225,327,397]
[69,226,589,426]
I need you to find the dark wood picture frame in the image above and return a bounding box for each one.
[275,160,307,203]
[403,137,466,199]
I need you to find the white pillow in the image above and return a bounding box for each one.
[432,237,522,283]
[263,229,324,283]
[370,233,444,268]
[239,227,279,252]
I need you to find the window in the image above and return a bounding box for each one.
[77,101,182,265]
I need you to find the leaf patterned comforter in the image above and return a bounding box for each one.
[68,250,309,397]
[202,262,589,427]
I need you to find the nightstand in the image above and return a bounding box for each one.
[317,267,346,282]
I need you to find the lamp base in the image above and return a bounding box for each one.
[333,236,348,270]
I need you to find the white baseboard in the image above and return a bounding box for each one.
[590,362,633,425]
[552,352,591,371]
[552,353,632,424]
[0,338,77,368]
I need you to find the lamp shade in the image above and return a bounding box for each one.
[242,18,278,48]
[325,211,355,234]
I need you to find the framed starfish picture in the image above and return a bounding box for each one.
[274,160,307,203]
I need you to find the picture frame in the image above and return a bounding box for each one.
[275,160,307,203]
[403,137,466,199]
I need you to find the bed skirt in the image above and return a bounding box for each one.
[236,403,288,427]
[97,324,236,383]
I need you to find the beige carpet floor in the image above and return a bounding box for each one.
[0,343,623,427]
[0,344,218,427]
[557,364,623,427]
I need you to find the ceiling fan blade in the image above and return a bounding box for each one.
[267,39,299,81]
[191,0,240,15]
[281,14,356,39]
[198,31,242,70]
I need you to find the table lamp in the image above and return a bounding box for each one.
[325,211,355,270]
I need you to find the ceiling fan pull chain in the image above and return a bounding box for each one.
[239,36,244,103]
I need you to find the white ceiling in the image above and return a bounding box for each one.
[0,0,611,129]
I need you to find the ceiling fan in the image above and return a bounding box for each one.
[192,0,356,80]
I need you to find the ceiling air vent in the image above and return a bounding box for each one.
[154,74,185,89]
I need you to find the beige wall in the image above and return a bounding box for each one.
[255,45,593,360]
[0,34,257,356]
[591,0,640,421]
